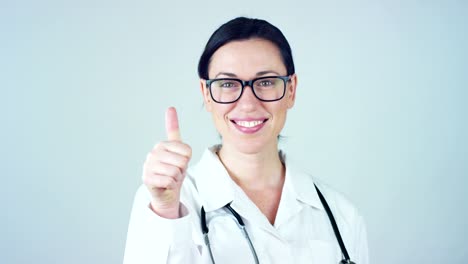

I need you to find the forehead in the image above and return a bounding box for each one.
[208,38,286,78]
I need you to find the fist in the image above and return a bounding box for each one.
[142,107,192,218]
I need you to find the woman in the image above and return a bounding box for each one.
[124,17,369,264]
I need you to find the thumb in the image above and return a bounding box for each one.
[165,107,181,141]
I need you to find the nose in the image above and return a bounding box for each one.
[236,85,260,109]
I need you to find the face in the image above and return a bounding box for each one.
[200,38,297,154]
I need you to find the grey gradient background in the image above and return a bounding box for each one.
[1,0,467,263]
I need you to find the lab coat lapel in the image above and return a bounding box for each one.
[272,174,302,229]
[191,146,235,212]
[274,154,325,229]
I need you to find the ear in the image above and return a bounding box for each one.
[286,74,298,109]
[200,79,213,112]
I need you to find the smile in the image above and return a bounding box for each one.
[230,118,269,134]
[233,120,266,128]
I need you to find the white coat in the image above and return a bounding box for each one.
[124,145,369,264]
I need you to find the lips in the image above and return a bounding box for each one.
[230,118,268,134]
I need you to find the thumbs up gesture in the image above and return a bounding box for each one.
[142,107,192,219]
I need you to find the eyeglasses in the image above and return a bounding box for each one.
[205,76,291,104]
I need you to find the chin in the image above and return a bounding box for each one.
[224,135,277,154]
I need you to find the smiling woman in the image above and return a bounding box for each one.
[124,17,369,264]
[201,38,296,156]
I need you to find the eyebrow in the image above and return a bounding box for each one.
[214,70,282,78]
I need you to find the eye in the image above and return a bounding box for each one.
[221,81,236,88]
[216,80,241,89]
[256,79,276,87]
[259,81,272,86]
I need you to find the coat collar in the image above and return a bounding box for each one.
[189,145,236,212]
[189,145,324,213]
[283,153,324,211]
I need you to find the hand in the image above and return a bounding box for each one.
[142,107,192,218]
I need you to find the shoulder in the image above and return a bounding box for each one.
[283,150,364,226]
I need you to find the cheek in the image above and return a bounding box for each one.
[211,104,232,122]
[271,101,289,117]
[270,103,289,130]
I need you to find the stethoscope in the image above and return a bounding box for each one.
[200,184,356,264]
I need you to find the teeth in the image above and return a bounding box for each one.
[236,120,264,128]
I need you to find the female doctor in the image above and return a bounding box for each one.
[124,17,369,264]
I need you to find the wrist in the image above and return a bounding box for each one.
[149,201,181,219]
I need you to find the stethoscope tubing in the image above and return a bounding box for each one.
[201,205,259,264]
[225,204,259,264]
[200,184,355,264]
[314,184,353,263]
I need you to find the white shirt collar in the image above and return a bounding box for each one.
[189,145,324,213]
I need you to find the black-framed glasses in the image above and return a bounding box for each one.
[205,75,291,104]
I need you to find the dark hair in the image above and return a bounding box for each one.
[198,17,295,79]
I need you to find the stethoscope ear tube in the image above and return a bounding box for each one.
[314,184,354,264]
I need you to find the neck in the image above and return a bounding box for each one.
[217,142,285,190]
